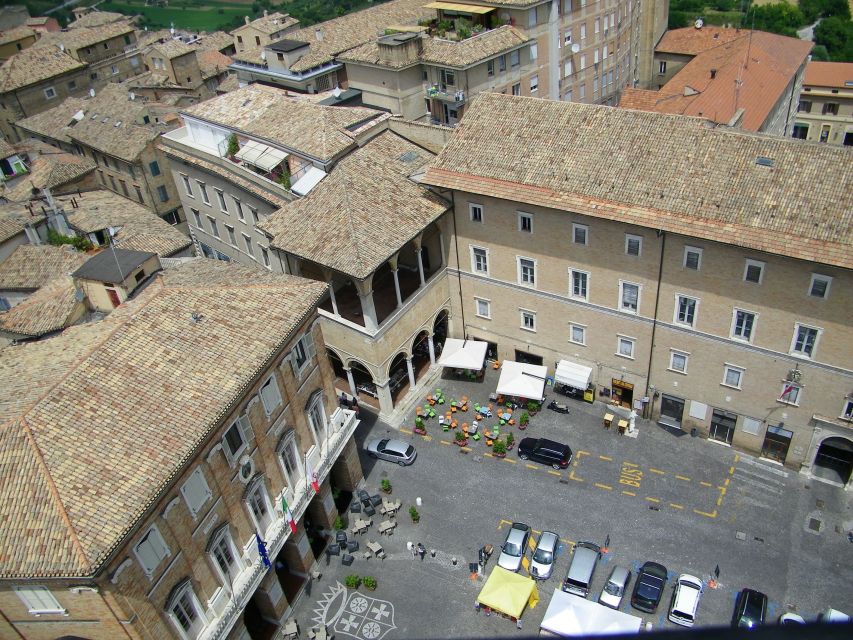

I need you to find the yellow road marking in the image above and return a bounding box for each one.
[622,490,636,496]
[716,496,724,506]
[649,468,665,475]
[503,457,517,464]
[699,481,713,487]
[440,440,451,446]
[675,475,690,482]
[498,519,512,529]
[623,461,639,468]
[599,455,613,461]
[734,454,740,463]
[522,556,530,570]
[484,453,494,458]
[548,470,562,477]
[528,537,537,550]
[694,509,718,519]
[422,435,432,442]
[729,466,735,475]
[526,464,539,470]
[595,483,613,491]
[719,487,727,496]
[645,497,661,503]
[724,478,730,486]
[670,503,684,510]
[569,470,584,483]
[461,446,471,452]
[578,450,591,456]
[400,428,412,434]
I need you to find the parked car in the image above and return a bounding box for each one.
[599,566,631,609]
[364,438,417,465]
[818,608,850,623]
[779,613,805,625]
[517,437,573,469]
[631,561,668,613]
[498,522,531,572]
[732,588,768,628]
[530,531,559,579]
[668,574,703,627]
[562,542,601,598]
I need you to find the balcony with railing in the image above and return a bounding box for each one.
[424,84,466,106]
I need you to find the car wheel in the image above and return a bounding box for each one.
[519,453,529,460]
[552,463,562,470]
[398,460,406,466]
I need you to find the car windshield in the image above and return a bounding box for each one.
[503,542,521,556]
[377,439,389,450]
[604,581,623,596]
[405,445,414,457]
[533,548,553,563]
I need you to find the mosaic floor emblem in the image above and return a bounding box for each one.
[313,582,397,640]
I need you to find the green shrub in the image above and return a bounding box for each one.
[334,516,344,531]
[345,574,361,589]
[519,412,530,426]
[362,576,377,590]
[493,440,507,455]
[455,430,466,442]
[409,506,420,522]
[380,478,391,492]
[47,228,93,252]
[506,432,514,446]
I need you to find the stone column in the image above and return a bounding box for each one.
[388,253,403,308]
[330,438,364,492]
[412,234,426,287]
[324,272,339,315]
[427,335,436,365]
[250,570,290,623]
[279,522,316,574]
[377,381,394,415]
[406,356,416,390]
[304,480,338,530]
[354,276,378,331]
[345,368,357,398]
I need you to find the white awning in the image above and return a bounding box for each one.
[290,166,327,196]
[554,359,592,390]
[437,338,487,370]
[496,361,547,401]
[540,589,642,637]
[235,139,288,172]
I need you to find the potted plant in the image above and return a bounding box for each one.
[380,478,392,494]
[345,575,361,589]
[492,440,507,458]
[505,432,515,450]
[226,133,239,160]
[413,416,427,435]
[527,400,541,415]
[454,431,468,447]
[334,516,345,531]
[519,412,530,430]
[362,576,377,591]
[409,506,420,523]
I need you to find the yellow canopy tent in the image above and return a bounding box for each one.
[476,567,540,618]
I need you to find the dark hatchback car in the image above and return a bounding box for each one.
[732,588,768,628]
[631,561,668,613]
[517,437,573,469]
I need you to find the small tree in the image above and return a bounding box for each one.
[409,506,420,522]
[506,432,514,447]
[334,516,344,531]
[362,576,377,590]
[519,412,530,426]
[493,440,507,456]
[226,133,239,157]
[415,416,425,429]
[345,575,361,589]
[455,430,467,443]
[380,478,391,493]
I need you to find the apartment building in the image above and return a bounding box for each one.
[792,61,853,146]
[0,25,38,62]
[423,92,853,485]
[16,84,188,229]
[232,11,300,54]
[0,258,362,640]
[135,38,233,103]
[621,27,812,136]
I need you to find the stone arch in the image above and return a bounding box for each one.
[410,329,432,384]
[346,358,379,410]
[387,351,410,407]
[812,435,853,485]
[432,308,450,356]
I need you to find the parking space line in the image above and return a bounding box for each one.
[503,457,517,464]
[400,428,412,435]
[649,468,665,475]
[645,497,661,503]
[439,440,451,446]
[498,519,512,529]
[622,490,636,496]
[669,503,684,510]
[568,470,584,482]
[694,509,717,518]
[699,481,713,487]
[724,478,730,486]
[675,475,690,481]
[716,496,724,506]
[594,483,613,491]
[599,455,613,461]
[547,470,561,477]
[729,466,736,474]
[525,464,539,470]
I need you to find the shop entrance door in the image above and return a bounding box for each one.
[514,349,543,366]
[761,425,793,464]
[659,395,685,429]
[611,379,634,408]
[813,437,853,485]
[709,409,737,445]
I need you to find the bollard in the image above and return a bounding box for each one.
[416,497,423,507]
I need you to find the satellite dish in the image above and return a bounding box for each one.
[694,18,704,29]
[571,43,580,54]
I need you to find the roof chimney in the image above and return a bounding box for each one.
[315,28,323,42]
[244,15,250,25]
[710,68,717,79]
[264,9,269,17]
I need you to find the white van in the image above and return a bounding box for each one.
[667,574,703,627]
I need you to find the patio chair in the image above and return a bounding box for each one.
[336,531,347,545]
[416,406,423,417]
[350,502,362,513]
[347,540,359,552]
[341,554,354,566]
[326,544,340,557]
[363,504,376,516]
[472,432,481,441]
[427,406,436,419]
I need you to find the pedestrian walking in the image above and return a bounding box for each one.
[417,542,426,561]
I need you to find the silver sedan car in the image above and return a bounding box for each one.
[364,438,417,465]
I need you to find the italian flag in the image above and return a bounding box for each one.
[281,496,296,535]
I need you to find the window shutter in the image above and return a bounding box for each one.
[305,332,316,360]
[180,468,211,517]
[15,586,64,613]
[289,350,299,377]
[268,378,282,410]
[238,414,254,444]
[136,535,160,574]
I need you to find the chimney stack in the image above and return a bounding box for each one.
[244,15,250,25]
[710,68,717,79]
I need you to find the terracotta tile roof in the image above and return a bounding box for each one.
[261,130,448,279]
[136,29,173,49]
[34,22,136,54]
[61,190,192,257]
[0,244,89,291]
[0,204,34,243]
[0,45,85,92]
[196,31,234,53]
[424,93,853,270]
[0,145,96,202]
[182,84,386,162]
[0,276,81,337]
[26,17,50,27]
[233,12,299,36]
[148,39,195,60]
[624,30,812,131]
[0,137,15,158]
[656,26,750,56]
[618,87,669,112]
[0,25,36,47]
[67,11,129,30]
[65,111,160,163]
[804,61,853,89]
[216,74,241,93]
[197,49,232,80]
[0,259,327,578]
[15,96,87,142]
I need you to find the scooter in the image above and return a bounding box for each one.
[548,399,570,414]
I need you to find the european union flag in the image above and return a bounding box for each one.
[256,534,271,569]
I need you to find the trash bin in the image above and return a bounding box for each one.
[690,428,697,438]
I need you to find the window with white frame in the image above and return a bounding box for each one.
[779,382,801,405]
[180,468,212,518]
[722,364,744,389]
[226,225,236,246]
[134,525,171,576]
[528,7,537,27]
[674,295,698,327]
[791,324,819,358]
[207,216,219,239]
[166,579,207,640]
[616,335,635,359]
[222,416,252,466]
[181,174,193,197]
[471,246,488,274]
[277,432,303,487]
[580,23,586,40]
[306,391,327,445]
[520,309,536,332]
[243,233,253,256]
[565,29,572,44]
[43,86,57,99]
[619,281,639,313]
[842,398,853,421]
[249,206,259,224]
[731,309,756,342]
[208,525,242,585]
[569,323,586,345]
[234,197,245,222]
[530,74,539,93]
[197,181,210,205]
[14,586,65,615]
[572,223,588,245]
[245,475,273,533]
[518,211,533,233]
[570,269,588,300]
[475,297,491,319]
[259,375,283,416]
[625,234,642,256]
[530,43,538,61]
[261,247,270,269]
[683,246,702,270]
[743,259,765,284]
[808,274,831,298]
[215,189,227,212]
[518,257,536,286]
[290,331,316,379]
[191,208,202,229]
[469,203,483,223]
[669,350,688,374]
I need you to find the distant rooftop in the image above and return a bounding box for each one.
[72,247,157,284]
[268,38,309,53]
[804,61,853,89]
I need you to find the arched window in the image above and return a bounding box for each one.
[206,524,244,587]
[244,474,273,535]
[276,429,304,490]
[165,578,207,640]
[305,390,327,446]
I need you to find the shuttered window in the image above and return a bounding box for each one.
[180,468,212,517]
[259,376,282,415]
[14,586,65,614]
[134,526,170,576]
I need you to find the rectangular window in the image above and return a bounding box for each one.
[471,246,488,274]
[68,80,76,90]
[675,295,697,327]
[822,102,839,115]
[249,206,259,224]
[625,234,642,256]
[683,246,702,270]
[43,86,57,99]
[570,269,588,300]
[120,179,129,197]
[564,59,573,76]
[207,216,219,238]
[469,203,483,222]
[518,257,536,286]
[243,233,254,256]
[569,323,586,345]
[580,54,586,70]
[791,324,819,358]
[234,197,245,222]
[530,44,538,61]
[14,586,65,615]
[581,24,586,40]
[528,7,537,27]
[215,189,227,212]
[792,123,809,139]
[511,83,521,96]
[157,185,168,202]
[226,225,236,246]
[669,350,688,374]
[797,100,811,113]
[842,399,853,421]
[191,208,202,229]
[731,309,756,342]
[134,526,170,576]
[743,259,765,284]
[135,185,144,203]
[572,223,588,245]
[510,49,520,68]
[518,211,533,233]
[223,417,250,464]
[487,60,494,76]
[530,74,539,93]
[261,247,270,268]
[440,68,455,87]
[181,174,193,197]
[180,468,212,517]
[619,281,639,313]
[617,336,635,359]
[722,364,744,389]
[808,274,831,298]
[659,60,666,75]
[259,375,283,415]
[779,382,801,405]
[197,181,210,205]
[520,309,536,332]
[498,55,506,72]
[594,49,599,64]
[475,297,491,319]
[565,29,572,45]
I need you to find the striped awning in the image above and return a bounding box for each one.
[424,2,494,14]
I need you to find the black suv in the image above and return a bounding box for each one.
[631,561,668,613]
[732,588,767,628]
[517,438,573,469]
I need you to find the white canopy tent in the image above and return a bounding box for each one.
[437,338,488,370]
[555,360,593,391]
[235,139,288,172]
[539,589,643,637]
[496,361,547,401]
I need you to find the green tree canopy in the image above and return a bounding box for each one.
[814,16,853,62]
